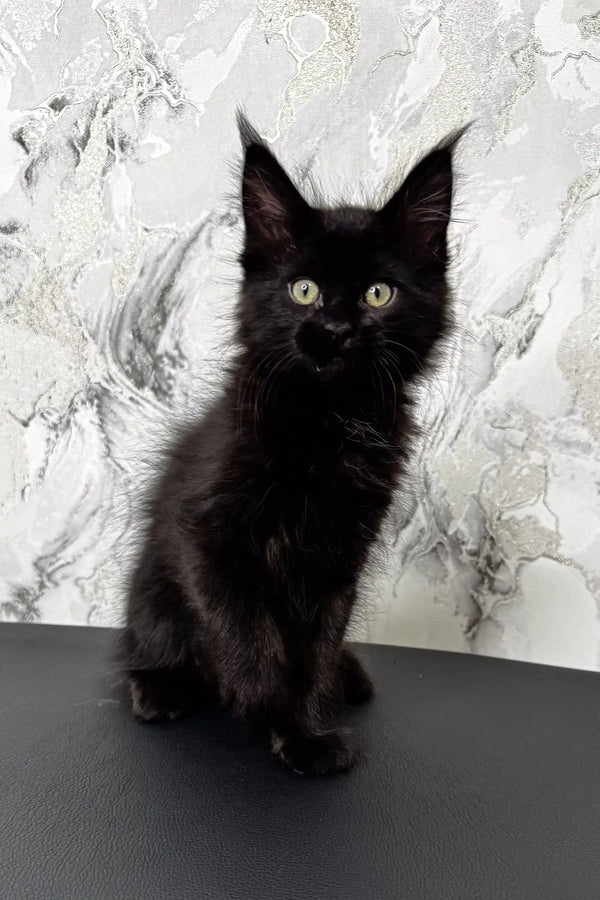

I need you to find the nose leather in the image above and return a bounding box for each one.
[295,319,353,365]
[323,320,351,336]
[323,322,352,346]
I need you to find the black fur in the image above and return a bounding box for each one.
[122,116,462,775]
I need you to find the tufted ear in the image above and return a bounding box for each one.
[379,129,467,268]
[238,113,310,264]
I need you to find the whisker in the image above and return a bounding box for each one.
[379,354,398,430]
[381,339,453,408]
[260,350,297,412]
[236,351,276,433]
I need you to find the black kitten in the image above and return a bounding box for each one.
[123,116,461,775]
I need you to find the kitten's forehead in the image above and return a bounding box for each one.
[320,206,375,232]
[307,206,384,278]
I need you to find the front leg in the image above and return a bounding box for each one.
[208,587,361,775]
[207,603,291,720]
[271,589,360,775]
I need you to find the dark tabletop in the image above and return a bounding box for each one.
[1,623,599,899]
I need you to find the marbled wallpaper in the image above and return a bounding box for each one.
[1,0,599,670]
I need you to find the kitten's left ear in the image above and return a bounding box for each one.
[238,113,310,264]
[379,128,468,268]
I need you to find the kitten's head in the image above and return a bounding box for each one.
[238,116,463,389]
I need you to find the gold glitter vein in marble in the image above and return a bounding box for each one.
[558,275,600,442]
[257,0,359,139]
[578,11,600,40]
[496,37,560,140]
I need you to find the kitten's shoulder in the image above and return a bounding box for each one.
[152,398,232,506]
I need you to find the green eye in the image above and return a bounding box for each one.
[290,278,320,306]
[364,282,393,308]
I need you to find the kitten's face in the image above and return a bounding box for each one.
[239,121,458,387]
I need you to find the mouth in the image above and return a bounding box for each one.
[314,357,343,376]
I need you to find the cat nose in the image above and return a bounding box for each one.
[323,322,352,345]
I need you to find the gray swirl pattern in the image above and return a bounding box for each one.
[1,0,599,670]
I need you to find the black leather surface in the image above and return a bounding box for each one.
[1,623,599,899]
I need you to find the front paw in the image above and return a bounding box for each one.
[272,729,359,775]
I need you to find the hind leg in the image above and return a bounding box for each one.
[128,665,206,721]
[123,548,206,722]
[338,647,374,706]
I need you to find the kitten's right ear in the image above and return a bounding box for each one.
[237,112,310,263]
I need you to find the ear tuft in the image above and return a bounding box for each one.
[238,113,310,265]
[380,125,469,267]
[236,108,262,150]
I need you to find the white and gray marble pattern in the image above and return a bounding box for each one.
[1,0,599,670]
